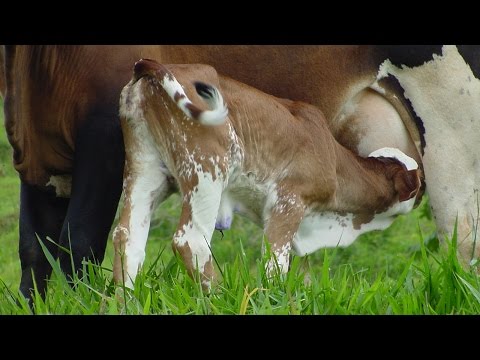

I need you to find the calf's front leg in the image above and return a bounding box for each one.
[264,191,305,277]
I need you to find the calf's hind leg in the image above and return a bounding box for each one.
[113,118,171,289]
[112,166,170,289]
[172,174,224,290]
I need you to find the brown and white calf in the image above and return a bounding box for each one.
[113,59,421,289]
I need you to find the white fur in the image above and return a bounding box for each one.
[266,243,292,276]
[368,147,418,171]
[197,85,229,126]
[46,175,72,198]
[160,74,228,126]
[378,45,480,253]
[292,210,394,256]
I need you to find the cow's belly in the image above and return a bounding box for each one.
[5,103,74,189]
[11,134,73,191]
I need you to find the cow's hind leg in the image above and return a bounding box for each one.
[172,175,224,290]
[19,182,69,300]
[57,111,125,283]
[424,153,480,267]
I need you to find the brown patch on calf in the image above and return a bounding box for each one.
[374,156,421,202]
[112,227,129,285]
[172,240,194,272]
[172,240,215,291]
[133,58,159,81]
[173,197,215,289]
[352,212,375,230]
[112,154,134,285]
[185,102,202,120]
[173,92,185,102]
[265,188,306,262]
[395,169,421,202]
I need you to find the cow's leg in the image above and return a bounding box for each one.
[172,175,224,290]
[57,112,125,282]
[112,128,171,288]
[18,182,69,299]
[424,156,480,266]
[263,190,305,277]
[377,45,480,266]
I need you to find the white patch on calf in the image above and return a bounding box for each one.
[174,166,224,274]
[46,175,72,198]
[292,210,394,256]
[120,79,145,121]
[123,168,167,289]
[117,81,171,288]
[160,74,189,110]
[368,147,418,171]
[266,242,292,276]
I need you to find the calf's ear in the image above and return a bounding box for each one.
[396,169,421,202]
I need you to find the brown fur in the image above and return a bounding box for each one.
[219,74,420,214]
[0,46,6,97]
[2,45,422,188]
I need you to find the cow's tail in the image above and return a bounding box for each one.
[158,66,228,126]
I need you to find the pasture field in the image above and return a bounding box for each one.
[1,99,479,315]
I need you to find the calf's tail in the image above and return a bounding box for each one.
[155,64,228,125]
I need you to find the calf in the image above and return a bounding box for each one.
[113,59,421,289]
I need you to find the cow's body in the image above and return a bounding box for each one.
[113,60,421,288]
[2,45,478,298]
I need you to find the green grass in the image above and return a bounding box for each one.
[1,98,480,314]
[0,100,21,290]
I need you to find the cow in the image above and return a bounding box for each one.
[113,59,422,288]
[1,45,478,299]
[1,46,164,299]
